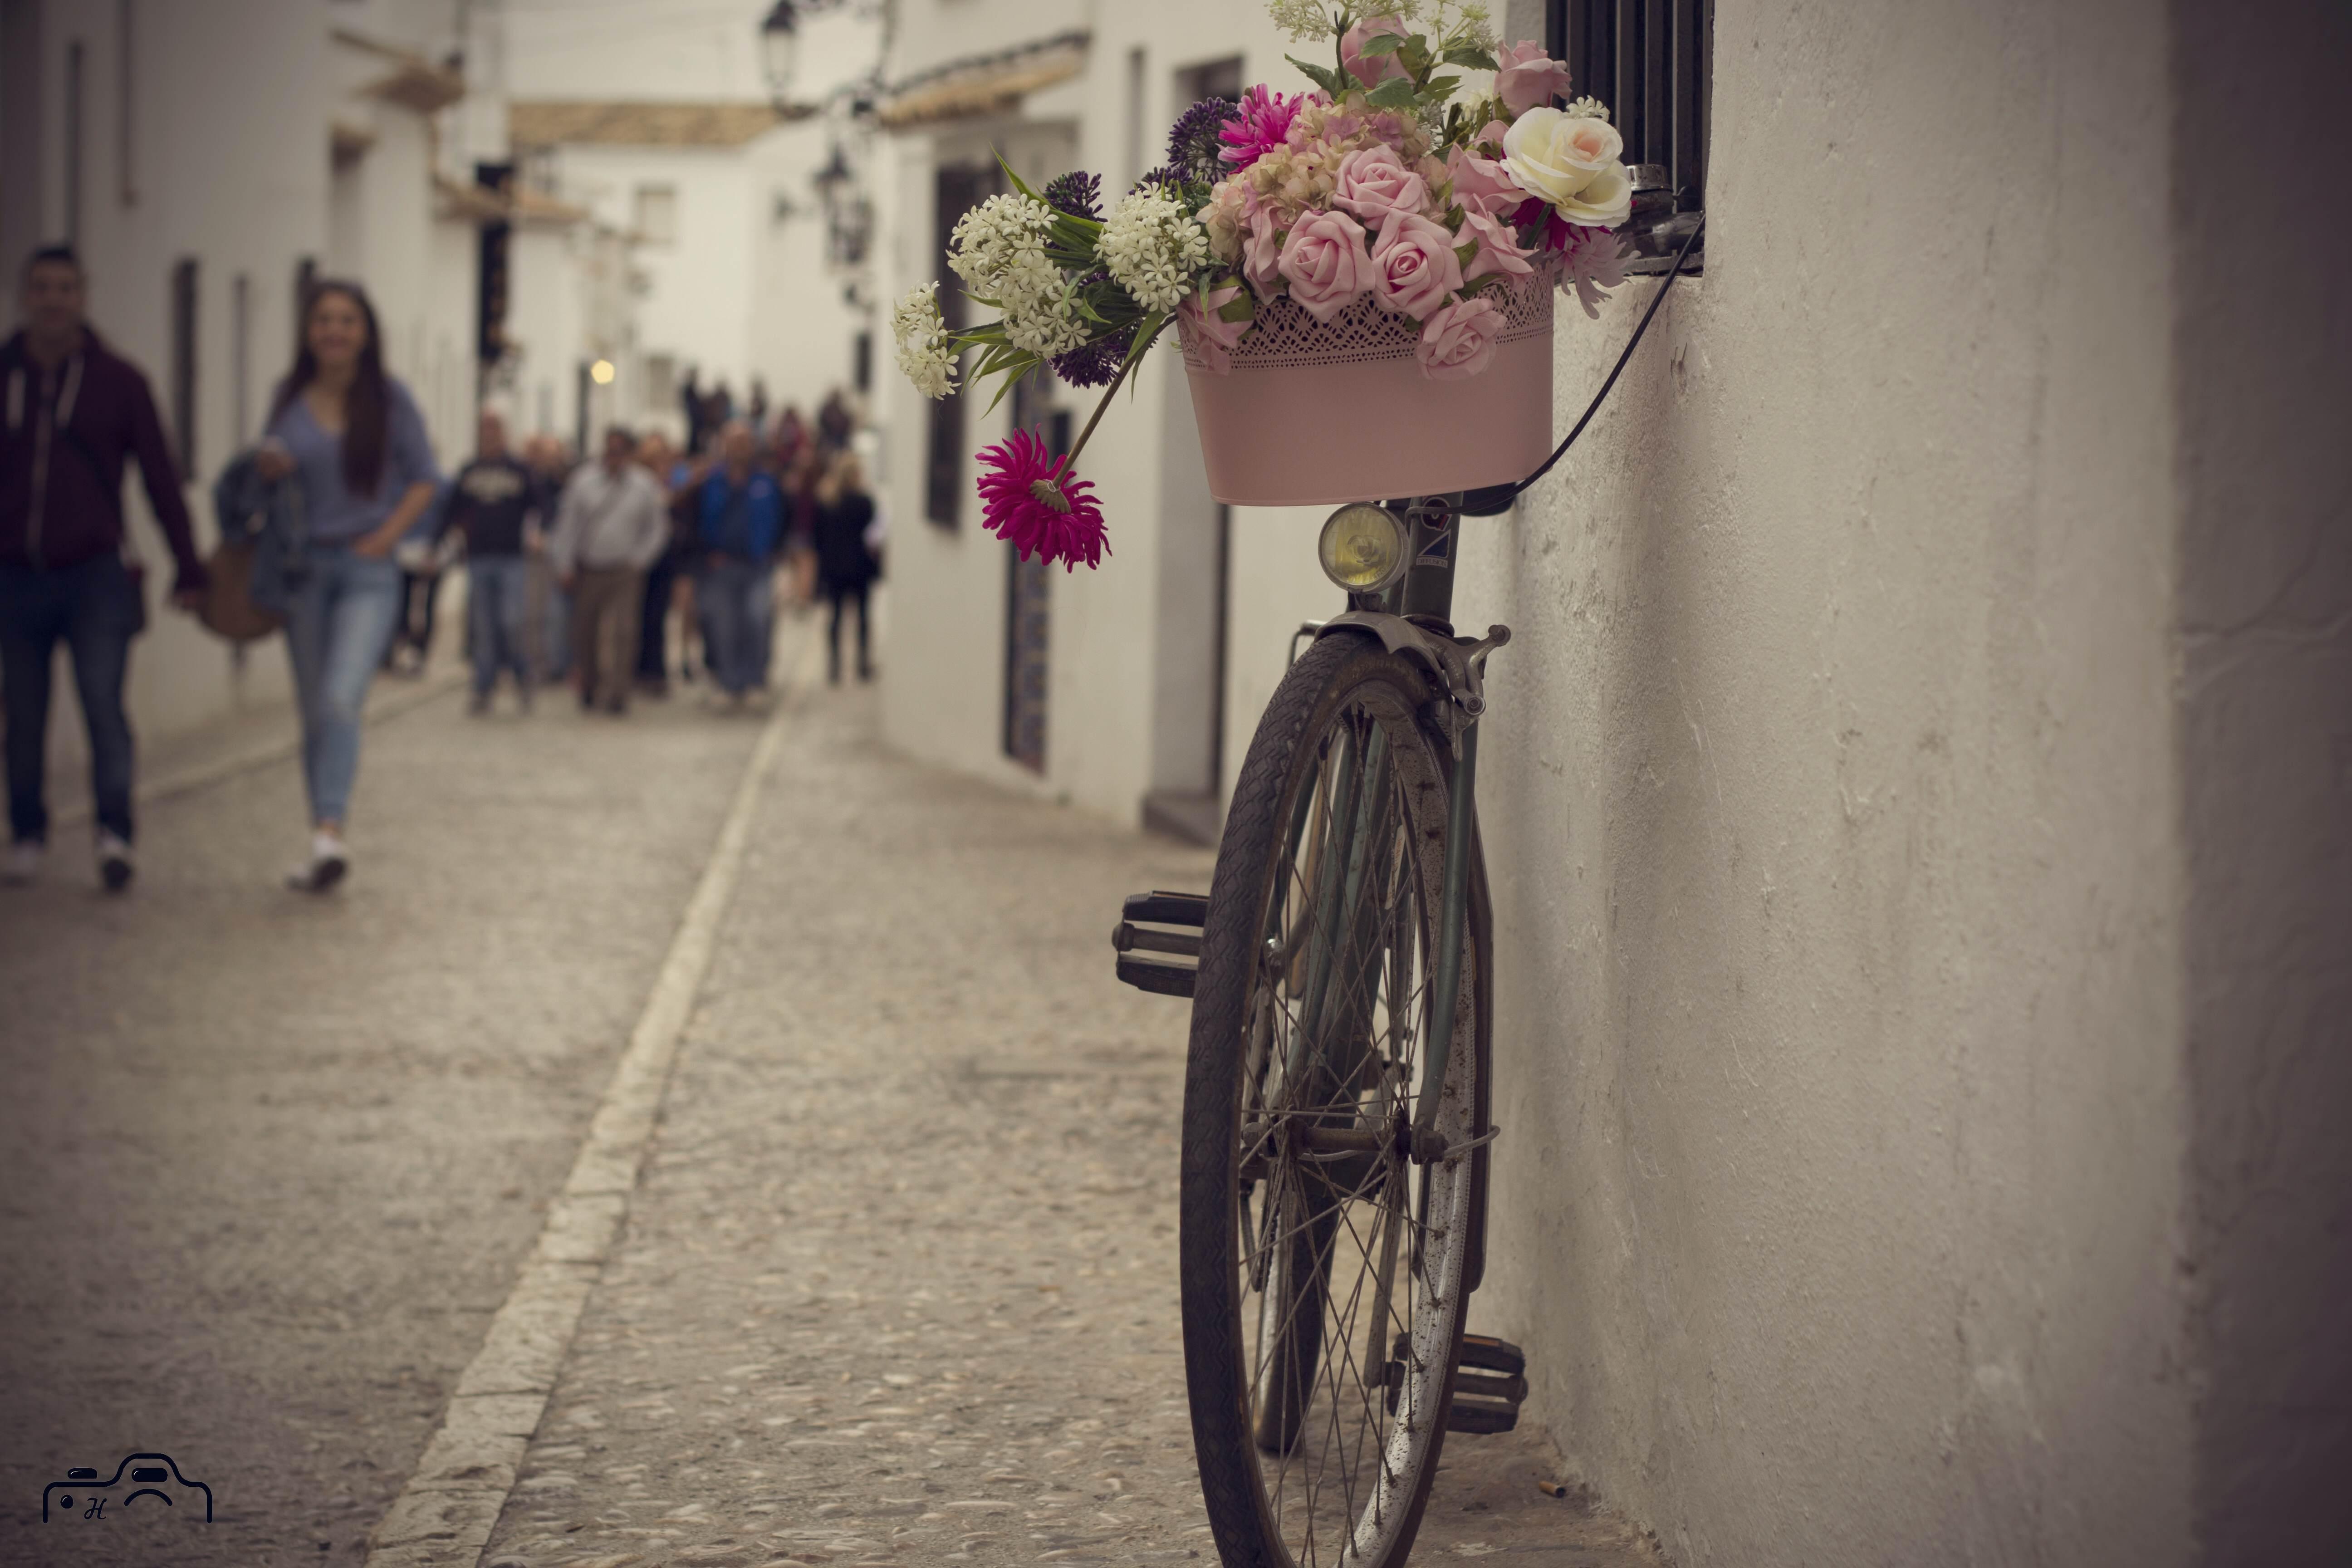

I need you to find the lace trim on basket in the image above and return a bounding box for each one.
[1179,262,1558,373]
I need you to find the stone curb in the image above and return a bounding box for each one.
[361,629,819,1568]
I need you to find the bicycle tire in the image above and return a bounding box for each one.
[1181,630,1487,1568]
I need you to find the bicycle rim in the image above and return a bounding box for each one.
[1182,636,1479,1568]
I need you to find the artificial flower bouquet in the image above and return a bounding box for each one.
[891,1,1637,565]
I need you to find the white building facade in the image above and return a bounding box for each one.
[0,0,514,763]
[867,0,2349,1562]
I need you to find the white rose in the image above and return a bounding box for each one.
[1501,108,1624,205]
[1552,161,1632,228]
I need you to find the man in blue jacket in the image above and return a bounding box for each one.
[0,246,208,891]
[692,421,785,705]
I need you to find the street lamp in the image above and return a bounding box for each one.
[759,1,801,111]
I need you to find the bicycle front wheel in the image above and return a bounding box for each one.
[1180,631,1485,1568]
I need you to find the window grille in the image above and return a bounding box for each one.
[1548,0,1711,265]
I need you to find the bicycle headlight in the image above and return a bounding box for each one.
[1317,504,1410,595]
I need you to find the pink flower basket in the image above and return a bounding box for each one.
[1178,265,1556,507]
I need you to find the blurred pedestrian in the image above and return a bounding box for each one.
[633,431,684,696]
[748,376,769,440]
[523,433,575,683]
[549,426,666,715]
[382,513,453,676]
[256,279,441,892]
[689,421,785,707]
[817,388,855,450]
[0,244,209,891]
[441,409,541,715]
[679,366,704,455]
[811,449,879,685]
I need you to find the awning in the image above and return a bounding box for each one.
[877,31,1089,129]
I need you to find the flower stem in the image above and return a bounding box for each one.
[1063,316,1170,470]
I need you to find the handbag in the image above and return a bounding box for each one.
[203,449,304,641]
[198,536,282,642]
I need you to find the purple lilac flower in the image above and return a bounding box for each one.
[1219,85,1304,170]
[1165,97,1241,182]
[1050,334,1127,388]
[1130,163,1191,197]
[1043,169,1102,221]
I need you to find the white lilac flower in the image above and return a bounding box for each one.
[1099,188,1211,314]
[948,193,1061,309]
[1263,0,1334,40]
[891,283,959,400]
[1000,278,1093,357]
[1565,95,1612,121]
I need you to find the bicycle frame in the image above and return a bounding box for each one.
[1302,493,1499,1156]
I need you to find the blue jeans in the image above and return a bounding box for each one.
[0,555,139,843]
[283,545,403,825]
[697,557,774,695]
[466,555,533,697]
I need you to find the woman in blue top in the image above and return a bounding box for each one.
[254,281,440,891]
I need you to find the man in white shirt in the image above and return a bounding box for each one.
[550,426,668,714]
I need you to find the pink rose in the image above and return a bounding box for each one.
[1340,14,1410,87]
[1369,208,1464,320]
[1416,295,1504,381]
[1494,41,1572,116]
[1476,118,1513,150]
[1242,203,1285,298]
[1446,146,1524,217]
[1277,207,1372,322]
[1179,282,1253,375]
[1457,206,1534,284]
[1333,145,1430,223]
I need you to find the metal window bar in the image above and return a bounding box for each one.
[1549,0,1708,272]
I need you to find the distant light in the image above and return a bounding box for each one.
[590,359,616,385]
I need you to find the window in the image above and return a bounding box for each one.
[1176,56,1244,106]
[643,353,677,414]
[230,271,250,445]
[1548,0,1711,260]
[926,162,998,528]
[116,0,134,206]
[169,257,196,475]
[64,37,83,244]
[633,183,677,246]
[293,254,317,342]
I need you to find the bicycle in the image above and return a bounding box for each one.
[1111,223,1702,1568]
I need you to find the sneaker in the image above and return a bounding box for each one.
[286,832,348,893]
[2,841,39,884]
[95,831,134,892]
[468,691,492,716]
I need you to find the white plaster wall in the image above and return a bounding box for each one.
[873,0,1325,828]
[554,144,760,425]
[16,0,334,778]
[1442,1,2193,1562]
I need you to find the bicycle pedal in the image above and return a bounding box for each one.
[1112,891,1207,998]
[1391,1332,1527,1434]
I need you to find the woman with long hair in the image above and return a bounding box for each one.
[254,280,440,890]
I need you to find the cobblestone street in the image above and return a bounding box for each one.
[3,621,1657,1568]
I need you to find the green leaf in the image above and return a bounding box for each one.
[1363,75,1417,109]
[1441,45,1499,70]
[1454,242,1482,266]
[1358,29,1408,57]
[1286,54,1344,97]
[1421,74,1462,100]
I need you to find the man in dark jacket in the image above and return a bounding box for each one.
[0,245,207,891]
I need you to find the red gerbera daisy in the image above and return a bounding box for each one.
[976,428,1109,571]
